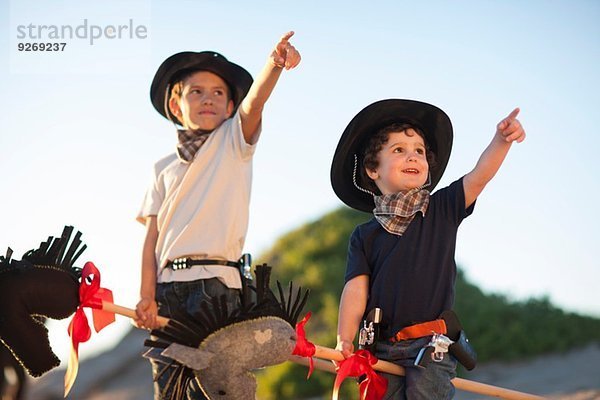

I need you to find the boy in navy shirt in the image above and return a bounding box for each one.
[331,99,525,399]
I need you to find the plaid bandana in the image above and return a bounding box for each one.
[373,188,430,236]
[176,129,211,163]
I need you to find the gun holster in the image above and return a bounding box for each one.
[448,329,477,370]
[414,310,477,371]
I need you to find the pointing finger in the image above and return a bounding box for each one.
[275,32,294,60]
[497,107,520,132]
[505,107,520,122]
[279,31,295,44]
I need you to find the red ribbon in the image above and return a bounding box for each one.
[292,312,316,379]
[65,261,116,395]
[332,350,388,400]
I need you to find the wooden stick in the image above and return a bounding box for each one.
[101,300,169,327]
[303,345,546,400]
[101,302,545,400]
[289,355,337,373]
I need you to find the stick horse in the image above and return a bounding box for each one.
[0,226,310,400]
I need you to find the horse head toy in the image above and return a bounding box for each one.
[0,226,85,377]
[145,264,310,400]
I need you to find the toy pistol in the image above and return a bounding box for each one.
[358,307,382,352]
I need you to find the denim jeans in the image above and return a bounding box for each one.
[375,336,457,400]
[150,278,241,400]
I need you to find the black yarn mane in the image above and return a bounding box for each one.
[0,226,86,280]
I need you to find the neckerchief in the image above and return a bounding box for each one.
[373,187,430,236]
[176,129,211,163]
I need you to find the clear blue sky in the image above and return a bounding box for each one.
[1,0,598,363]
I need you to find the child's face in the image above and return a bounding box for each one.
[366,129,429,194]
[169,71,234,131]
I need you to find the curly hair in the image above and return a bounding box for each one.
[360,123,437,194]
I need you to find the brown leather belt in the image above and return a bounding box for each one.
[390,319,447,343]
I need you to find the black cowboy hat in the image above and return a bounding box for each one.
[331,99,453,213]
[150,51,253,123]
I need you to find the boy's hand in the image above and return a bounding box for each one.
[496,107,526,143]
[332,339,354,368]
[271,31,301,70]
[135,297,159,330]
[335,339,355,359]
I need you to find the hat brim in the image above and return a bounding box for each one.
[331,99,453,212]
[150,51,253,123]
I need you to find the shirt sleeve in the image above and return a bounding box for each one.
[228,109,259,161]
[432,176,475,227]
[136,163,165,224]
[344,227,371,283]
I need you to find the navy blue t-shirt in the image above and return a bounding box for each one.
[345,177,475,339]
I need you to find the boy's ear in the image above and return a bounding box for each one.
[226,99,234,117]
[366,167,379,180]
[168,97,182,122]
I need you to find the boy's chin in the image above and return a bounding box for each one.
[189,119,228,132]
[389,184,427,194]
[188,123,219,132]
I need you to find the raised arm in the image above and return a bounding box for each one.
[336,274,369,358]
[239,31,301,144]
[463,108,526,208]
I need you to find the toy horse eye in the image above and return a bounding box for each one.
[218,390,226,395]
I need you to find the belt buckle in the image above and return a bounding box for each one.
[171,257,189,270]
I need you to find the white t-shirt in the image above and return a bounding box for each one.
[137,111,258,288]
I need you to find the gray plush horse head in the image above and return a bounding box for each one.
[145,264,309,400]
[163,316,296,399]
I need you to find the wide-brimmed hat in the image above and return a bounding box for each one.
[150,51,253,123]
[331,99,453,212]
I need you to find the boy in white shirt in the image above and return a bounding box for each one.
[135,32,301,399]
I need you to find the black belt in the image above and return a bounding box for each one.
[166,258,240,271]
